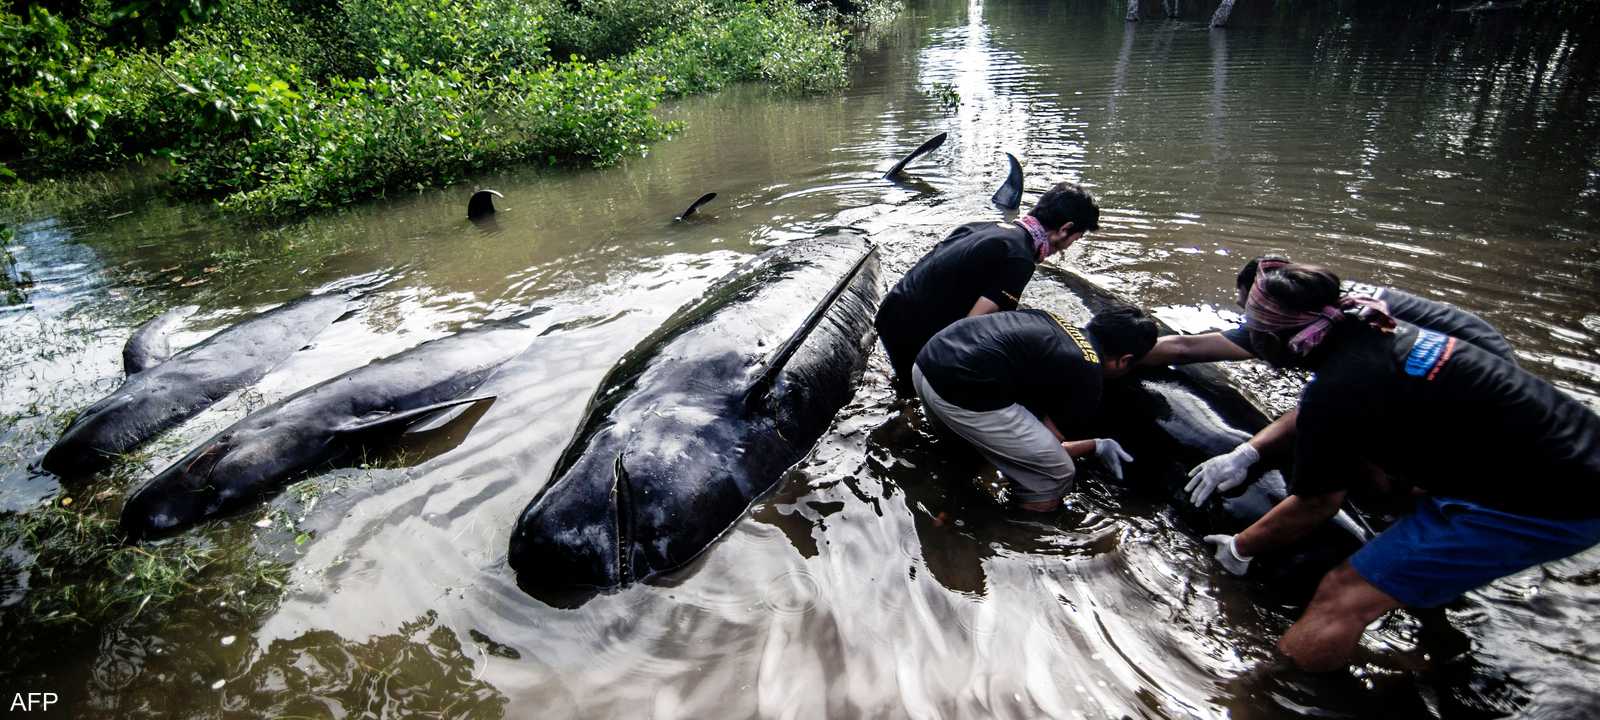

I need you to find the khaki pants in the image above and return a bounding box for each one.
[912,364,1076,503]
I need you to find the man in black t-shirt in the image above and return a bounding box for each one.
[911,305,1156,512]
[876,182,1101,390]
[1141,255,1519,507]
[1203,263,1600,671]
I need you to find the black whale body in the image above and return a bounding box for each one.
[43,294,351,477]
[121,316,541,540]
[509,232,881,601]
[1030,266,1370,591]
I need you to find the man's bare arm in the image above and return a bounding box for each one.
[968,297,1002,317]
[1138,332,1255,367]
[1234,490,1346,556]
[1249,409,1298,462]
[1059,439,1096,458]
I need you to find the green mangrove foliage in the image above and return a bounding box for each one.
[0,489,287,630]
[2,0,887,217]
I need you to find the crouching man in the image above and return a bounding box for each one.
[1206,262,1600,671]
[911,305,1156,511]
[875,182,1101,390]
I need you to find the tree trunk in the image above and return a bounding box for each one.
[1211,0,1235,27]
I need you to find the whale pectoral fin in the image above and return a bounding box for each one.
[403,396,493,434]
[338,395,496,435]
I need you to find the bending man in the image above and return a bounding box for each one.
[1205,262,1600,670]
[1140,256,1517,505]
[876,182,1101,389]
[912,305,1155,512]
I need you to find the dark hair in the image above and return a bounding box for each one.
[1234,254,1292,293]
[1086,304,1157,362]
[1254,264,1342,314]
[1028,182,1100,233]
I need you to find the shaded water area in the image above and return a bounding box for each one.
[3,0,1600,716]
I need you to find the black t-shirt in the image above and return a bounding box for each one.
[915,309,1103,432]
[1292,323,1600,518]
[875,221,1037,364]
[1221,281,1517,363]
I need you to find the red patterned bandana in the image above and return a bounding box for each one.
[1245,263,1397,356]
[1016,215,1052,262]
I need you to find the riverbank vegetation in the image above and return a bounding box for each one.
[2,0,896,217]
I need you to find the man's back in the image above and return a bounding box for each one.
[875,221,1036,376]
[1293,324,1600,519]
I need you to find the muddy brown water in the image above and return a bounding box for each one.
[3,0,1599,717]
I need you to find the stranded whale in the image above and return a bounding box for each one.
[43,293,352,477]
[1030,266,1372,589]
[120,313,546,540]
[509,231,881,602]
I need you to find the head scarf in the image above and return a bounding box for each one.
[1244,260,1396,356]
[1016,215,1052,262]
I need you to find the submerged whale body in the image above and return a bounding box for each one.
[42,294,351,477]
[120,316,542,540]
[509,232,881,602]
[1031,266,1371,591]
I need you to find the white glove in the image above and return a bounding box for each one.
[1185,442,1260,506]
[1203,534,1253,576]
[1092,438,1134,480]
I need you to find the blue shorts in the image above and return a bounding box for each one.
[1350,496,1600,608]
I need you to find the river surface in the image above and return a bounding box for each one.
[2,0,1599,717]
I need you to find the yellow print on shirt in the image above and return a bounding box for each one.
[1045,311,1099,364]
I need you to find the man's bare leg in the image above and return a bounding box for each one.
[1280,561,1403,671]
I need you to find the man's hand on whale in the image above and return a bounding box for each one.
[1184,409,1298,506]
[1186,441,1259,505]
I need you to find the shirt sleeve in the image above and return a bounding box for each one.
[1381,289,1517,364]
[1221,326,1253,354]
[980,247,1035,310]
[1290,381,1368,498]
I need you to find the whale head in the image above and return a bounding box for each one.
[120,423,316,541]
[507,452,638,605]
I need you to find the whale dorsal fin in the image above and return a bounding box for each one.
[884,132,948,179]
[468,189,503,219]
[991,152,1024,210]
[123,305,197,375]
[674,192,717,221]
[744,245,878,404]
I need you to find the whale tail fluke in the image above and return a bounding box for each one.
[675,192,718,221]
[884,132,948,180]
[991,152,1024,209]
